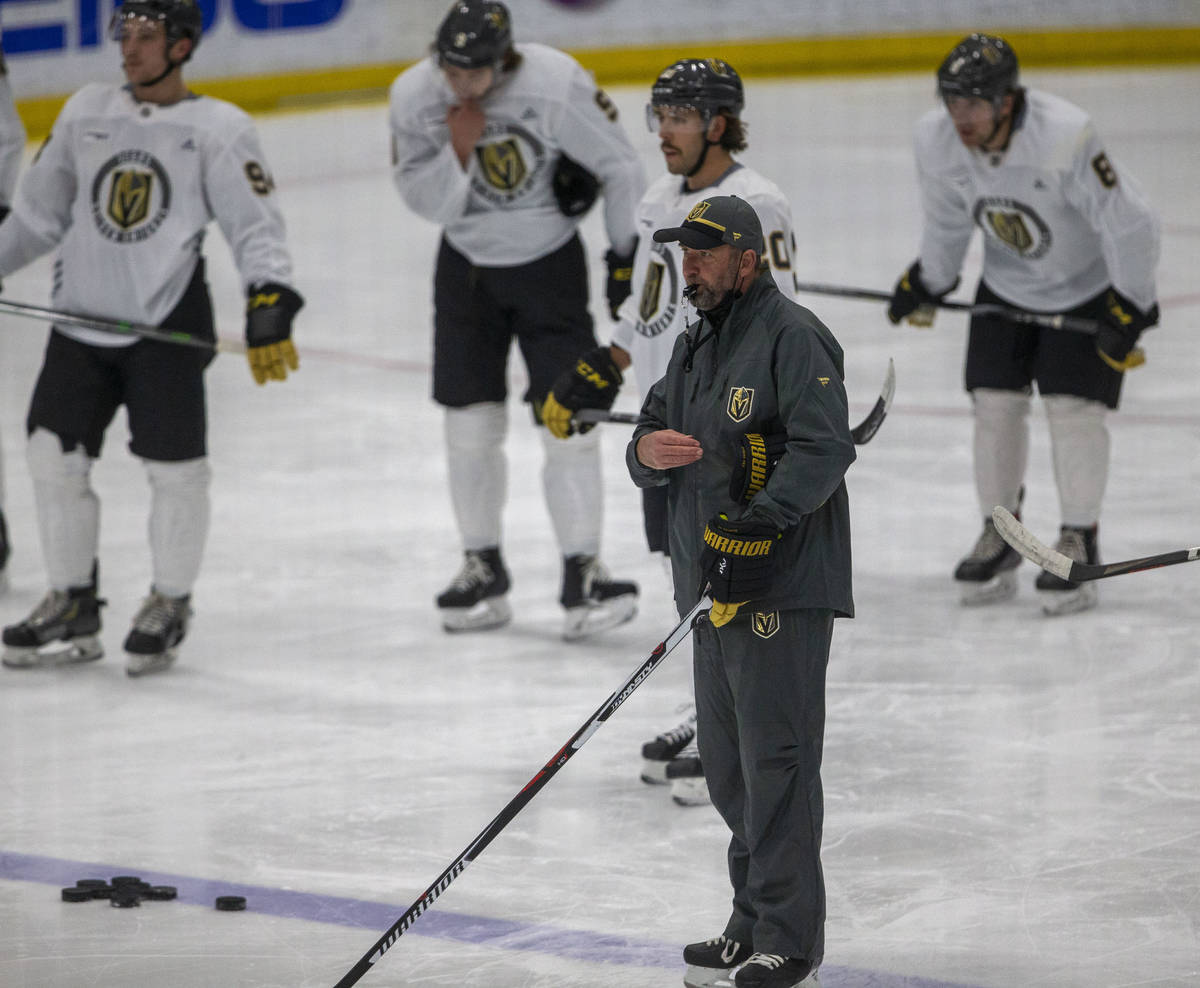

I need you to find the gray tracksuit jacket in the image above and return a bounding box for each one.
[626,274,855,618]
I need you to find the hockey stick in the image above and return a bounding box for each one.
[794,281,1106,333]
[992,506,1200,582]
[573,357,896,445]
[0,296,244,354]
[330,595,712,988]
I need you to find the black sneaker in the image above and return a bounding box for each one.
[683,934,753,988]
[640,703,697,784]
[734,953,817,987]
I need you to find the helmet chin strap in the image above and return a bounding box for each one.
[685,113,720,179]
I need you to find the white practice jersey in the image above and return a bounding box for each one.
[0,55,25,209]
[389,43,643,267]
[609,163,798,402]
[915,87,1159,313]
[0,83,294,348]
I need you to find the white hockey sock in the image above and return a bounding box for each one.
[26,428,99,589]
[444,402,507,551]
[972,388,1031,519]
[145,458,211,598]
[1043,395,1108,527]
[540,427,602,558]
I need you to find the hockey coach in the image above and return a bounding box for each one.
[626,195,854,988]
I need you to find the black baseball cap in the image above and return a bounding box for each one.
[652,194,764,255]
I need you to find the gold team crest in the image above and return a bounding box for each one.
[477,140,527,191]
[752,611,780,639]
[727,386,754,423]
[108,169,153,230]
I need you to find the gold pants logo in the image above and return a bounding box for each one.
[753,611,779,639]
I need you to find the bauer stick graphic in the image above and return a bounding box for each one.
[0,296,243,354]
[330,596,712,988]
[574,357,896,446]
[992,506,1200,582]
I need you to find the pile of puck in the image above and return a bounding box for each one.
[60,875,246,911]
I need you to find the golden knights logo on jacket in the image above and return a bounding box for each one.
[727,386,754,423]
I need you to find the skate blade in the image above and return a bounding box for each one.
[683,966,736,988]
[1039,583,1098,617]
[441,597,512,633]
[958,570,1017,606]
[2,636,104,669]
[125,647,179,678]
[640,759,672,785]
[562,595,637,642]
[670,776,711,807]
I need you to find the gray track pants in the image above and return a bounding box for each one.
[693,607,834,964]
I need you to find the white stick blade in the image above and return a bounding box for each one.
[991,506,1073,580]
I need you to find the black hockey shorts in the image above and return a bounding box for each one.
[432,234,597,411]
[963,282,1124,409]
[26,264,216,461]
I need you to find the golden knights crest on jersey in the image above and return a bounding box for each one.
[92,150,171,244]
[470,123,547,207]
[752,611,780,639]
[973,195,1051,259]
[727,386,754,423]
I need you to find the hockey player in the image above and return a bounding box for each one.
[888,33,1160,615]
[542,58,799,802]
[0,0,302,675]
[629,195,853,988]
[0,38,26,595]
[388,0,645,640]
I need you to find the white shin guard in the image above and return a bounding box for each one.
[1043,395,1108,528]
[972,388,1031,519]
[444,403,507,551]
[145,457,211,598]
[540,427,602,558]
[26,428,100,589]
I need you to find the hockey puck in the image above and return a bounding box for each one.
[61,887,93,902]
[144,885,177,901]
[214,895,246,911]
[110,890,142,908]
[74,879,108,890]
[110,875,143,888]
[90,885,115,899]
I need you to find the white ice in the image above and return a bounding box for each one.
[0,66,1197,988]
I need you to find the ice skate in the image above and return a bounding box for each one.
[560,553,638,641]
[640,703,697,784]
[666,742,711,806]
[954,517,1021,605]
[124,590,192,677]
[437,548,512,632]
[2,584,105,668]
[683,935,753,988]
[734,953,820,988]
[1035,525,1099,616]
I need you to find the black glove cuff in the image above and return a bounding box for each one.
[246,283,304,346]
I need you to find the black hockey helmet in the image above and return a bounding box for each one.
[650,58,744,117]
[937,33,1018,106]
[436,0,513,70]
[111,0,203,57]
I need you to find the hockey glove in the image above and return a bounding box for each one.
[729,432,787,505]
[552,154,601,218]
[1096,289,1157,372]
[698,512,781,628]
[604,247,635,320]
[887,260,956,328]
[245,283,303,385]
[541,345,623,439]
